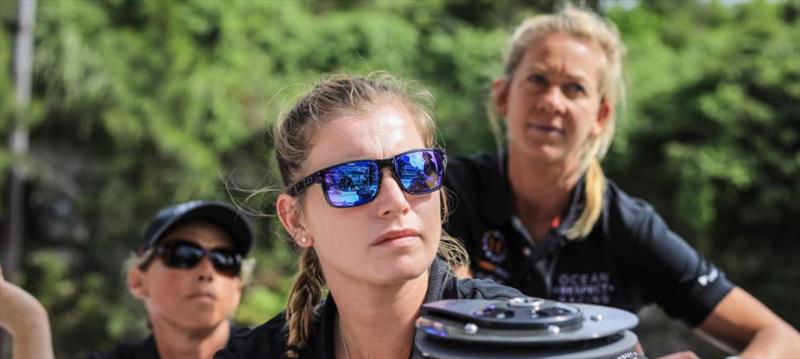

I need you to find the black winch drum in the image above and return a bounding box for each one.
[414,297,644,359]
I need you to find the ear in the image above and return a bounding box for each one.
[276,193,313,248]
[127,266,148,300]
[492,77,510,118]
[592,98,612,136]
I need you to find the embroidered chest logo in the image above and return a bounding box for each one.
[481,229,508,263]
[552,272,615,304]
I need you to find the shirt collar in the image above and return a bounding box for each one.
[476,151,586,236]
[423,256,454,303]
[312,294,337,359]
[554,173,586,237]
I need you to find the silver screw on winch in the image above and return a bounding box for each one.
[547,325,560,335]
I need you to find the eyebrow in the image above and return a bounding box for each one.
[526,64,590,83]
[164,238,234,250]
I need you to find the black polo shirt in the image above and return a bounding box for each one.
[88,325,249,359]
[214,257,522,359]
[443,152,734,327]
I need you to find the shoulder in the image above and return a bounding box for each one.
[86,336,157,359]
[604,180,658,223]
[428,257,521,301]
[454,277,524,300]
[595,178,736,326]
[602,179,668,242]
[217,313,288,358]
[443,152,512,236]
[446,152,503,184]
[229,324,253,338]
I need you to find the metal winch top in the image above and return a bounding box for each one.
[415,297,644,359]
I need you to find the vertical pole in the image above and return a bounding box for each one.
[2,0,37,355]
[4,0,37,276]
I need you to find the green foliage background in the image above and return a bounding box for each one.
[0,0,797,357]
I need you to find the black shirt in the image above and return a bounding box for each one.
[215,257,522,358]
[88,326,249,359]
[444,152,734,327]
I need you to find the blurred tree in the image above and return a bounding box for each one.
[0,0,797,357]
[606,0,800,333]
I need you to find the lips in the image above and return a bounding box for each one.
[187,290,217,301]
[373,228,421,246]
[527,123,564,134]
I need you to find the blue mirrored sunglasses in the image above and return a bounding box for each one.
[288,148,447,208]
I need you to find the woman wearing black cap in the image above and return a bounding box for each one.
[88,200,256,359]
[1,200,255,359]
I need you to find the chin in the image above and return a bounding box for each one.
[182,315,225,332]
[519,143,564,162]
[376,252,435,284]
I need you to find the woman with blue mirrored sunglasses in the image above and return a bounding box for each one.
[288,148,446,208]
[217,74,523,359]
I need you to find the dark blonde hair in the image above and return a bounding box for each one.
[273,73,468,357]
[493,6,626,239]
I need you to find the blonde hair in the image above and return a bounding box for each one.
[493,5,626,240]
[273,73,468,357]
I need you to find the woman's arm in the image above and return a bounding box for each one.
[699,287,799,358]
[0,266,55,359]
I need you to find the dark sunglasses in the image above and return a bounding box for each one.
[139,240,242,277]
[289,148,447,208]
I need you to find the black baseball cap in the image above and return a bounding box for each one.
[140,200,254,256]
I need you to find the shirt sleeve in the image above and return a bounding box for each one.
[618,200,735,327]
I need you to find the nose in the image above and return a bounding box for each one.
[375,168,411,218]
[537,85,567,114]
[195,256,215,282]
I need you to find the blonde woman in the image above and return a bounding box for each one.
[443,6,799,358]
[216,74,523,358]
